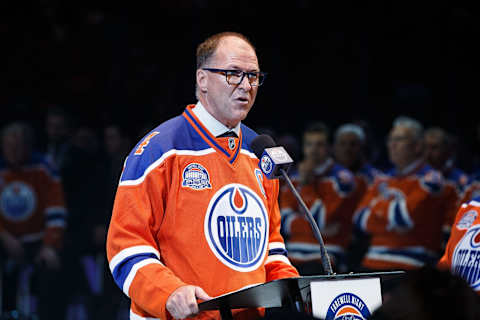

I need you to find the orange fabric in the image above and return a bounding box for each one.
[107,106,298,319]
[0,162,66,248]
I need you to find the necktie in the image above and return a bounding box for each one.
[217,131,238,138]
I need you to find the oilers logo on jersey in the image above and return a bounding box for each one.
[182,163,212,190]
[451,225,480,290]
[0,181,37,222]
[204,183,269,272]
[326,292,371,320]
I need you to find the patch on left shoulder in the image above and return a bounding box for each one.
[182,163,212,190]
[457,210,478,230]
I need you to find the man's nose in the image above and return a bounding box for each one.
[238,74,252,90]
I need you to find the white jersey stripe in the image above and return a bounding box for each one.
[109,245,160,273]
[120,148,216,186]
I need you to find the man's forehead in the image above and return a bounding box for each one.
[390,125,413,136]
[304,132,327,140]
[338,132,361,141]
[214,36,258,65]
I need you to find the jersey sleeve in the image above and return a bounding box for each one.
[264,179,299,281]
[438,204,466,271]
[106,157,187,319]
[42,164,67,249]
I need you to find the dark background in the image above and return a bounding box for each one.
[2,1,479,170]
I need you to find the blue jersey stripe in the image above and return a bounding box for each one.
[112,253,158,290]
[269,248,288,256]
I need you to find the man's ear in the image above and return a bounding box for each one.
[196,69,208,93]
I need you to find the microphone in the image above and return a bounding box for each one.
[250,134,334,275]
[250,134,293,179]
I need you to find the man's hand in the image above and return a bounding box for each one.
[35,245,61,270]
[298,159,317,185]
[166,285,212,319]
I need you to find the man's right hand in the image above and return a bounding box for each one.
[166,285,212,319]
[298,159,317,185]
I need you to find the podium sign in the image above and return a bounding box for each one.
[310,277,382,319]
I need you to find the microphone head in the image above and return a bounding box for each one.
[250,134,293,179]
[250,134,277,158]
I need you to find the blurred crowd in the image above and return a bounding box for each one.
[2,108,480,318]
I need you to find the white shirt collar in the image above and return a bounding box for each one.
[192,102,240,137]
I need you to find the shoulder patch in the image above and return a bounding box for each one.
[182,163,212,190]
[457,210,478,230]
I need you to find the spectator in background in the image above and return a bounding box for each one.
[280,122,357,274]
[424,126,469,191]
[332,123,383,271]
[423,126,467,241]
[277,132,301,165]
[0,122,67,319]
[353,116,458,271]
[371,265,480,319]
[438,195,480,296]
[44,106,73,171]
[104,123,131,210]
[60,125,110,318]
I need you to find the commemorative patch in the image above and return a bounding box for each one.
[182,163,212,190]
[457,210,478,230]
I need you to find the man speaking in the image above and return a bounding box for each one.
[106,32,299,320]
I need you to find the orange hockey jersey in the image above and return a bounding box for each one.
[438,196,480,293]
[106,105,299,320]
[0,153,66,248]
[353,160,458,270]
[279,158,356,269]
[440,166,469,237]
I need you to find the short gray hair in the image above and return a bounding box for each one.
[393,116,423,140]
[334,123,366,142]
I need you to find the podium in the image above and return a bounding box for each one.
[199,271,405,319]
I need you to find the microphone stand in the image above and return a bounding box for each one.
[280,168,334,275]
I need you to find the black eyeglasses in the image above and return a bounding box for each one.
[202,68,267,86]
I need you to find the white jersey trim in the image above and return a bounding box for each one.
[20,232,44,243]
[366,252,425,267]
[268,242,286,250]
[120,148,216,186]
[287,242,321,252]
[288,252,324,261]
[469,200,480,207]
[45,206,67,215]
[109,245,160,273]
[130,309,160,320]
[240,149,258,159]
[265,254,292,265]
